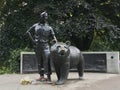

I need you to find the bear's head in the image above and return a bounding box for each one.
[50,41,71,57]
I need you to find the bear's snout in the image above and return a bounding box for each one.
[59,49,65,56]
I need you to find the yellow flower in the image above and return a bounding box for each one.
[20,76,32,85]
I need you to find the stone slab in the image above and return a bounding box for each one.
[20,51,119,74]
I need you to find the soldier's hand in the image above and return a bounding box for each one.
[53,39,57,42]
[50,39,57,45]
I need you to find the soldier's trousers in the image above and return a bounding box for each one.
[34,42,52,76]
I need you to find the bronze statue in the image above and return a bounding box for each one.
[50,41,84,85]
[26,11,57,82]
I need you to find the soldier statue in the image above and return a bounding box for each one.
[26,11,57,82]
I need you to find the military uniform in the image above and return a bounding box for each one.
[27,21,56,80]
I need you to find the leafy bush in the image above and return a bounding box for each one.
[0,0,120,74]
[0,48,32,74]
[0,67,10,74]
[9,48,32,73]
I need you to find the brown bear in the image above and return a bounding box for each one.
[50,41,84,85]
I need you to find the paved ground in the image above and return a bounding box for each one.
[0,72,119,90]
[78,74,120,90]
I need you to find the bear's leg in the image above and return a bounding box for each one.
[55,62,70,85]
[47,57,52,81]
[77,54,84,78]
[53,62,61,82]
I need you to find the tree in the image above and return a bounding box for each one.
[85,0,120,51]
[0,0,120,73]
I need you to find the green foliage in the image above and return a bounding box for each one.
[0,48,32,74]
[85,0,120,51]
[0,66,10,74]
[0,0,120,73]
[89,30,111,51]
[8,48,32,73]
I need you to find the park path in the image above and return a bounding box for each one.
[0,72,119,90]
[78,74,120,90]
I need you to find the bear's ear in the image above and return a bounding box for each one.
[65,41,71,47]
[50,39,57,45]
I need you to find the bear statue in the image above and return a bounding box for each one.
[50,41,84,85]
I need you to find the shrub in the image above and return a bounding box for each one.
[8,48,32,73]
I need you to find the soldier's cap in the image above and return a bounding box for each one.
[40,11,48,18]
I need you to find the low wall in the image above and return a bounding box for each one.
[20,51,119,74]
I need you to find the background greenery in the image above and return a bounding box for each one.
[0,0,120,73]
